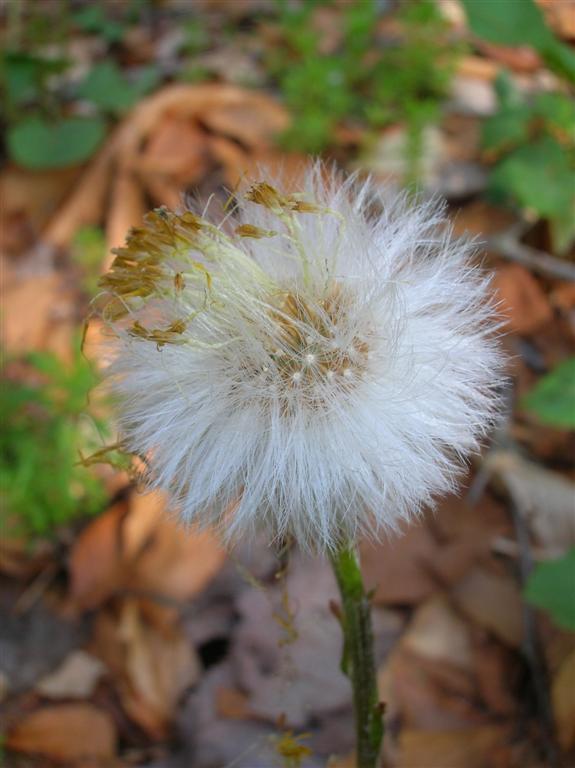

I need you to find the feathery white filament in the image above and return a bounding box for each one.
[98,163,503,552]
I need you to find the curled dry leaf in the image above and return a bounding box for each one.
[486,450,575,556]
[396,725,514,768]
[451,565,524,648]
[552,649,575,751]
[492,264,553,336]
[199,94,288,148]
[68,492,225,612]
[92,598,199,739]
[139,114,211,185]
[6,703,117,762]
[36,650,106,699]
[39,84,289,267]
[1,273,75,359]
[0,164,81,255]
[118,84,287,159]
[104,168,147,271]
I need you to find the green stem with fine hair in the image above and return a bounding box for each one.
[329,544,384,768]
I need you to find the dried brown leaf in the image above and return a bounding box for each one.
[93,598,199,739]
[68,500,129,612]
[451,566,523,648]
[552,649,575,750]
[1,273,75,358]
[492,264,553,335]
[36,650,106,699]
[397,726,513,768]
[6,703,117,762]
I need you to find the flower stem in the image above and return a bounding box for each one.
[329,544,384,768]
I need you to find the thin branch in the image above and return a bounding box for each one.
[489,233,575,282]
[509,500,560,768]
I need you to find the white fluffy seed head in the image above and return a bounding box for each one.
[96,163,504,553]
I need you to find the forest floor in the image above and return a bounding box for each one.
[1,2,574,767]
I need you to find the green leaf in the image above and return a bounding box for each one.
[525,550,575,631]
[72,6,124,43]
[533,91,575,136]
[461,0,575,83]
[542,36,575,84]
[77,61,160,115]
[550,207,575,255]
[2,51,67,105]
[461,0,552,48]
[482,104,531,154]
[522,357,575,429]
[7,116,106,169]
[493,70,521,109]
[1,339,107,540]
[488,136,574,220]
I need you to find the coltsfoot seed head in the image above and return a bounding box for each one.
[96,163,504,552]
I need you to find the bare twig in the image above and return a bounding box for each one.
[509,500,560,768]
[489,233,575,282]
[14,562,58,614]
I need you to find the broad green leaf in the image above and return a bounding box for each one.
[482,105,531,153]
[461,0,575,83]
[461,0,552,48]
[7,116,106,169]
[525,550,575,631]
[533,91,575,136]
[522,358,575,429]
[542,36,575,84]
[550,208,575,256]
[1,51,69,116]
[488,136,574,220]
[77,61,160,115]
[72,6,124,43]
[493,70,522,109]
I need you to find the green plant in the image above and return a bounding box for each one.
[266,0,459,168]
[525,549,575,631]
[1,50,68,122]
[461,0,575,253]
[483,74,575,254]
[522,357,575,429]
[7,115,107,170]
[72,4,125,44]
[0,342,108,540]
[2,1,159,170]
[72,1,152,44]
[1,46,107,170]
[461,0,575,84]
[71,226,107,296]
[77,61,160,117]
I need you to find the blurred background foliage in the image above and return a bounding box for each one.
[2,0,574,650]
[1,1,574,765]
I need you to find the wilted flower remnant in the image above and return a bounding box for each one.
[97,164,502,553]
